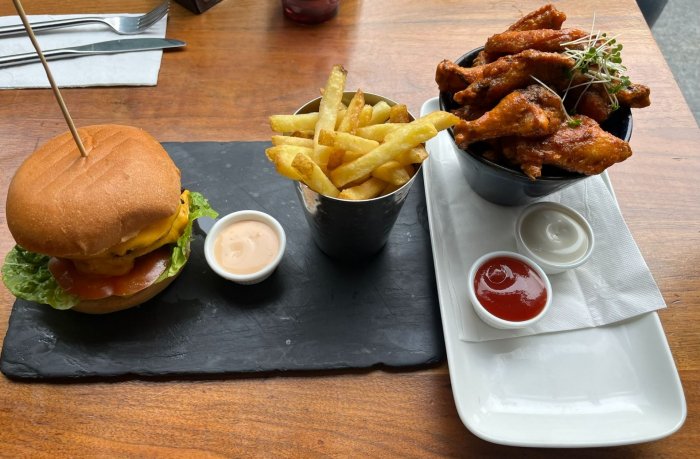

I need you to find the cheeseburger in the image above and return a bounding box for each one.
[2,124,217,314]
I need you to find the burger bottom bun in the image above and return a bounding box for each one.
[71,272,181,315]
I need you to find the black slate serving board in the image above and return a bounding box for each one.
[0,142,445,380]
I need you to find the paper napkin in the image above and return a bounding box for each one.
[0,13,168,88]
[422,99,667,342]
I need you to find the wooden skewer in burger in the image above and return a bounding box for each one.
[1,0,217,313]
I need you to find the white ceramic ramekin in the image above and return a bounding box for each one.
[468,251,552,329]
[515,202,595,275]
[204,210,286,285]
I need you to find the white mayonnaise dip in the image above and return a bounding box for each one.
[519,207,590,264]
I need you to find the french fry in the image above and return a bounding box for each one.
[313,65,348,169]
[389,104,411,123]
[292,151,340,198]
[385,111,460,142]
[409,111,461,132]
[265,145,311,180]
[337,90,364,134]
[264,146,278,162]
[371,160,412,186]
[267,65,458,200]
[354,123,403,142]
[381,182,402,196]
[338,177,386,200]
[291,130,314,139]
[271,135,314,148]
[269,113,319,132]
[326,149,346,171]
[395,145,429,166]
[335,109,347,129]
[420,110,461,131]
[358,104,373,127]
[343,174,373,188]
[330,122,438,187]
[342,150,365,163]
[368,101,391,125]
[393,111,460,137]
[318,129,379,154]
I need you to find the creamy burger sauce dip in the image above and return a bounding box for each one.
[214,220,279,275]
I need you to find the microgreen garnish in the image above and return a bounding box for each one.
[560,14,631,113]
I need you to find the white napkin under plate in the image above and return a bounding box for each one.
[421,98,667,342]
[0,13,168,88]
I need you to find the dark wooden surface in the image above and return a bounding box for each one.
[1,1,698,456]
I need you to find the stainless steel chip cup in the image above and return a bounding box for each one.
[293,92,420,260]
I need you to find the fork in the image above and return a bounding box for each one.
[0,1,170,37]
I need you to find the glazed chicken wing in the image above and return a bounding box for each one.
[454,50,574,106]
[501,115,633,179]
[471,50,497,68]
[565,80,614,122]
[435,59,484,92]
[485,28,588,55]
[508,3,567,32]
[454,85,566,147]
[565,80,652,122]
[617,83,651,108]
[473,3,567,65]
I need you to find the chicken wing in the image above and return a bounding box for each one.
[565,80,652,122]
[501,115,632,179]
[485,28,588,55]
[473,3,567,65]
[471,51,496,68]
[508,3,567,32]
[452,104,489,122]
[565,81,614,122]
[435,59,484,92]
[454,85,566,147]
[617,83,651,108]
[454,50,574,106]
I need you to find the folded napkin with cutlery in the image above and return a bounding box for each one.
[0,13,168,88]
[424,118,667,342]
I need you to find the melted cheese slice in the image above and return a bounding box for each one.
[72,191,191,276]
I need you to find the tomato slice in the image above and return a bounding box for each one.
[48,248,171,300]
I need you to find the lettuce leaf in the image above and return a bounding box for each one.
[1,246,79,310]
[1,190,218,310]
[157,190,218,282]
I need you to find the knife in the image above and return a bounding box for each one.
[0,38,185,67]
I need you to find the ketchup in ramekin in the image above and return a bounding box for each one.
[468,251,552,329]
[474,256,548,321]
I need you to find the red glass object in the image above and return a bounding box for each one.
[282,0,340,24]
[473,255,548,322]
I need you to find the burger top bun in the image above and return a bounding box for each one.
[6,125,182,258]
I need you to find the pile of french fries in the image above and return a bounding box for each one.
[266,65,460,200]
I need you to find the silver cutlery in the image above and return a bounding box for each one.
[0,1,170,37]
[0,37,185,67]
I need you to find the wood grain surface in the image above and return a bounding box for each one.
[1,1,698,457]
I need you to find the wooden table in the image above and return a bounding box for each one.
[1,0,698,456]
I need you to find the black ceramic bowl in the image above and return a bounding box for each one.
[439,47,633,206]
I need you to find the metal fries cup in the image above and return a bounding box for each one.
[294,170,420,260]
[294,92,420,260]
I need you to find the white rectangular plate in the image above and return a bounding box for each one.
[421,98,686,447]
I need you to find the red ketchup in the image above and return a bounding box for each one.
[473,256,547,322]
